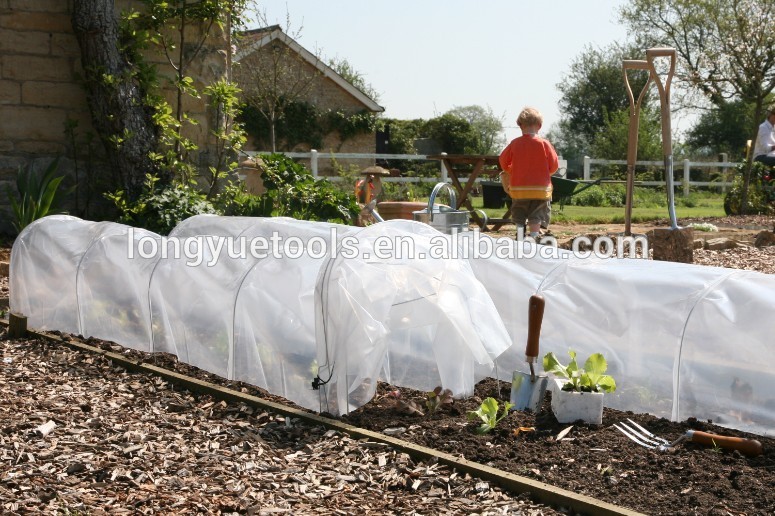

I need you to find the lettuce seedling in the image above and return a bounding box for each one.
[467,397,513,434]
[543,350,616,393]
[426,386,453,415]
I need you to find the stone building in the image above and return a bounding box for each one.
[234,26,384,174]
[0,0,227,234]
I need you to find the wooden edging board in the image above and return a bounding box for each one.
[0,320,644,516]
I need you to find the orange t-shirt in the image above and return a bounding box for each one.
[499,134,559,200]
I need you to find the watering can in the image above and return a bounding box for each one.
[412,183,470,234]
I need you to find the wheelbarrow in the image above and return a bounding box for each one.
[551,176,607,211]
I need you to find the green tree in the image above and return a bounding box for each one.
[591,107,663,162]
[685,99,756,160]
[619,0,775,211]
[423,114,479,154]
[445,105,504,154]
[552,43,652,175]
[328,56,381,103]
[557,43,651,148]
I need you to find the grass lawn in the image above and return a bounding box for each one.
[466,196,726,224]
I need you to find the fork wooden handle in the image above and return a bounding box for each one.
[688,430,763,457]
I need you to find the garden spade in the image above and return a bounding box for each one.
[622,60,652,236]
[646,47,680,230]
[510,295,548,412]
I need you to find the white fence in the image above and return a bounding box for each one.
[245,150,450,182]
[245,151,740,196]
[582,157,738,195]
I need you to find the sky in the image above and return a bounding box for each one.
[252,0,631,143]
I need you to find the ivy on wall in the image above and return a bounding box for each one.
[239,99,382,150]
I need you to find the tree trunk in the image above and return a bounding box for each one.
[71,0,166,200]
[741,97,764,215]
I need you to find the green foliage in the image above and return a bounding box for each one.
[557,43,652,148]
[685,99,757,160]
[6,158,70,232]
[240,101,381,151]
[107,174,217,235]
[108,154,359,232]
[255,154,359,223]
[590,107,663,161]
[566,184,713,209]
[423,113,479,154]
[381,182,430,202]
[116,0,247,191]
[203,79,247,198]
[324,109,383,142]
[467,397,514,434]
[425,386,453,415]
[327,56,381,103]
[722,162,774,215]
[543,350,617,393]
[445,105,505,154]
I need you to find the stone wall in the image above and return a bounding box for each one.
[0,0,227,234]
[234,38,378,175]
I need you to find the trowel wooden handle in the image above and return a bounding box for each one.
[689,430,763,457]
[525,295,545,360]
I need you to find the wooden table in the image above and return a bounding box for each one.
[426,154,512,231]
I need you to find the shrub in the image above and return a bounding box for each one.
[107,175,217,235]
[723,162,773,215]
[6,158,71,232]
[258,154,359,223]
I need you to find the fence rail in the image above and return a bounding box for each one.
[245,151,741,196]
[582,157,738,195]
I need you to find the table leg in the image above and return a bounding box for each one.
[464,160,490,230]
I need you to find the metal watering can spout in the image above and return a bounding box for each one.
[427,183,457,222]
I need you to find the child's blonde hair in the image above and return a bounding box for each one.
[517,107,543,128]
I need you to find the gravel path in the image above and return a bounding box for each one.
[0,336,560,515]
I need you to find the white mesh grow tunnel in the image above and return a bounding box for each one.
[9,215,775,434]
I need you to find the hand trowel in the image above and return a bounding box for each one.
[510,294,548,412]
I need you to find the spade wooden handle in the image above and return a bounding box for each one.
[645,47,677,155]
[525,295,545,361]
[689,430,763,457]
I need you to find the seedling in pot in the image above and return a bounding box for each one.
[467,397,513,434]
[426,386,453,415]
[543,350,617,393]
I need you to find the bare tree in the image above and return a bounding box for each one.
[236,25,322,151]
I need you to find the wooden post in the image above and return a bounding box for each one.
[648,227,695,263]
[8,313,27,339]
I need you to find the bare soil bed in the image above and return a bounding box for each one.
[343,380,775,515]
[1,214,774,514]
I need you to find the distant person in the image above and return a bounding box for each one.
[498,107,559,239]
[753,107,775,167]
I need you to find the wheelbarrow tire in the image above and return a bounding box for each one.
[723,191,739,216]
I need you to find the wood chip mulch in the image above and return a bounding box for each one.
[0,334,561,515]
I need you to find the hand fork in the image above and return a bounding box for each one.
[614,418,763,457]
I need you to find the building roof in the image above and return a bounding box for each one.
[235,26,384,113]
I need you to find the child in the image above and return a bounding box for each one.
[499,107,559,239]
